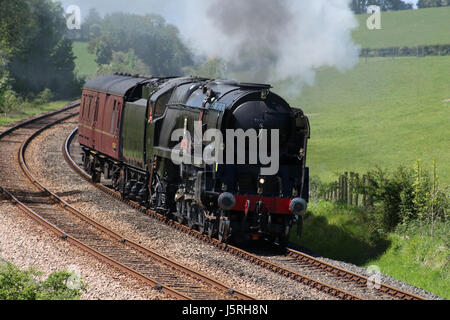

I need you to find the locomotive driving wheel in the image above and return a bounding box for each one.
[197,208,207,234]
[187,202,195,229]
[176,201,185,224]
[218,216,230,243]
[206,216,218,238]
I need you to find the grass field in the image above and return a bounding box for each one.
[72,41,98,79]
[353,6,450,48]
[0,100,72,127]
[291,201,449,299]
[284,55,450,184]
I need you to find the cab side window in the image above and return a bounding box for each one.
[154,91,172,117]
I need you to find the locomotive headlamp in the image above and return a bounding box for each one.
[290,198,308,215]
[218,192,236,211]
[259,178,265,185]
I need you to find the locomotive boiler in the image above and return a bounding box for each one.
[78,74,310,245]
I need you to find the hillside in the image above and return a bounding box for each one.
[353,6,450,48]
[286,56,450,184]
[71,7,450,183]
[72,42,98,78]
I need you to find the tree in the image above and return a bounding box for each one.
[418,0,450,8]
[0,0,31,57]
[81,8,102,41]
[90,13,193,76]
[94,38,113,65]
[96,49,151,77]
[6,0,78,97]
[350,0,413,13]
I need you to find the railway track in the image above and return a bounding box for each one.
[0,103,253,301]
[65,127,429,301]
[283,248,426,300]
[66,130,402,301]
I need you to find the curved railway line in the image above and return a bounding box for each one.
[0,103,253,301]
[64,121,427,301]
[0,103,428,301]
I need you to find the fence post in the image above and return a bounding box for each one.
[344,172,348,204]
[362,175,367,207]
[333,181,338,202]
[355,173,359,207]
[349,172,354,206]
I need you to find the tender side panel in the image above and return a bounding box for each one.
[121,99,148,169]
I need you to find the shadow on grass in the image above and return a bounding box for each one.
[291,213,391,266]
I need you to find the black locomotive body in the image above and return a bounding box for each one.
[79,74,310,245]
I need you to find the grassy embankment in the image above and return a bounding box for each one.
[291,201,449,299]
[288,56,450,184]
[0,42,97,128]
[285,7,449,299]
[353,6,450,48]
[0,100,72,127]
[72,41,98,79]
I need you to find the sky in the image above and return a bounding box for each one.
[56,0,420,31]
[54,0,417,94]
[57,0,188,28]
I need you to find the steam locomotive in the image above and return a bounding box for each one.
[78,73,310,245]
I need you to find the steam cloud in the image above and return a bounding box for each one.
[184,0,361,93]
[58,0,361,94]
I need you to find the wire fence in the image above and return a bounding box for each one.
[319,172,374,208]
[361,44,450,59]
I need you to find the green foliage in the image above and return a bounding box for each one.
[289,56,450,185]
[88,12,193,76]
[0,263,86,300]
[0,100,71,127]
[81,8,102,41]
[0,0,30,57]
[292,200,390,265]
[353,6,450,48]
[292,200,449,298]
[3,0,78,98]
[351,0,413,14]
[34,88,54,105]
[184,57,227,79]
[94,38,113,65]
[0,88,54,114]
[314,162,449,232]
[418,0,450,8]
[72,42,98,78]
[96,49,151,77]
[37,270,86,300]
[369,220,449,299]
[309,175,336,199]
[0,89,22,114]
[361,44,450,57]
[360,161,449,231]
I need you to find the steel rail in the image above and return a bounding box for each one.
[285,248,426,300]
[65,128,369,301]
[1,103,253,300]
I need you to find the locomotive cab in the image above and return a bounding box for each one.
[217,92,310,244]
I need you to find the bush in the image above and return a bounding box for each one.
[0,263,86,300]
[361,44,450,58]
[315,161,449,233]
[0,89,23,114]
[358,161,448,231]
[34,88,54,106]
[309,175,338,199]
